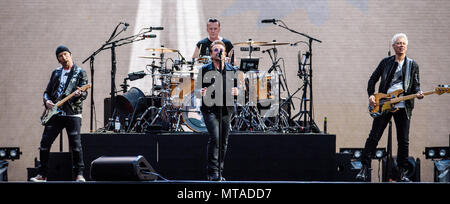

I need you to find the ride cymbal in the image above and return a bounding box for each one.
[138,56,161,60]
[233,41,268,46]
[145,47,179,53]
[261,42,290,46]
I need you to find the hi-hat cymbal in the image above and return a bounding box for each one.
[233,41,268,46]
[139,56,161,60]
[145,47,179,53]
[261,42,290,46]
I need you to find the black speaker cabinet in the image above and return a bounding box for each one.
[0,160,8,181]
[27,152,73,181]
[382,156,420,182]
[336,153,371,182]
[90,155,157,181]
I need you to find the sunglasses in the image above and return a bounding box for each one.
[213,48,224,53]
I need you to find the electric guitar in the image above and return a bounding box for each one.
[369,85,449,118]
[40,84,91,125]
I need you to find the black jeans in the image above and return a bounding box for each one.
[38,116,84,177]
[202,108,232,177]
[362,108,410,169]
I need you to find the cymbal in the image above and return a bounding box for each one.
[261,42,290,46]
[139,56,161,60]
[145,47,179,53]
[233,41,268,46]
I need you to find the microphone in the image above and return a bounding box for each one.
[147,26,164,30]
[142,34,157,39]
[218,50,224,71]
[218,50,223,59]
[261,19,276,24]
[388,43,391,56]
[121,22,129,31]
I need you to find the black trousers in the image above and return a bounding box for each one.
[362,108,410,169]
[202,108,232,176]
[38,116,84,177]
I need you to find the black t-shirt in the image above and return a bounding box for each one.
[196,37,234,57]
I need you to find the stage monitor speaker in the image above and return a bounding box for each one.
[90,155,157,181]
[335,153,370,181]
[382,156,420,182]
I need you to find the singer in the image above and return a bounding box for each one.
[192,18,235,65]
[356,33,424,182]
[197,40,238,181]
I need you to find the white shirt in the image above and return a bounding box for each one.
[387,59,405,108]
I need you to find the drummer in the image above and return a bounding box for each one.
[192,18,236,65]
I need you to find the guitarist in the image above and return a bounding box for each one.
[30,45,88,182]
[356,33,424,182]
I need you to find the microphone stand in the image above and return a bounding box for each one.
[218,51,224,181]
[273,20,322,133]
[263,46,295,132]
[82,25,158,131]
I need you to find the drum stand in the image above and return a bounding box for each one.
[231,101,267,132]
[167,108,196,132]
[262,45,293,132]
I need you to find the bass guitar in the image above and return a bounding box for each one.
[369,85,449,118]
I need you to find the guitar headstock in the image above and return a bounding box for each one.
[435,84,450,95]
[79,84,92,92]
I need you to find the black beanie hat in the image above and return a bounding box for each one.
[55,45,71,57]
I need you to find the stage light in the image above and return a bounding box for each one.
[423,147,450,159]
[424,146,450,182]
[376,150,384,158]
[354,150,361,159]
[339,148,386,160]
[0,147,21,161]
[428,149,435,158]
[439,149,447,157]
[9,149,17,158]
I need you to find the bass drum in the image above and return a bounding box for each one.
[181,90,207,133]
[115,87,146,114]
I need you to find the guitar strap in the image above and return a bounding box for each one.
[63,65,82,97]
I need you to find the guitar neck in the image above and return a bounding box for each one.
[56,92,76,108]
[389,90,434,103]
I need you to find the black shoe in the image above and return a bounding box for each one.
[355,165,369,181]
[398,168,411,182]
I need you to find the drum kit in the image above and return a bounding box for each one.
[111,40,296,133]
